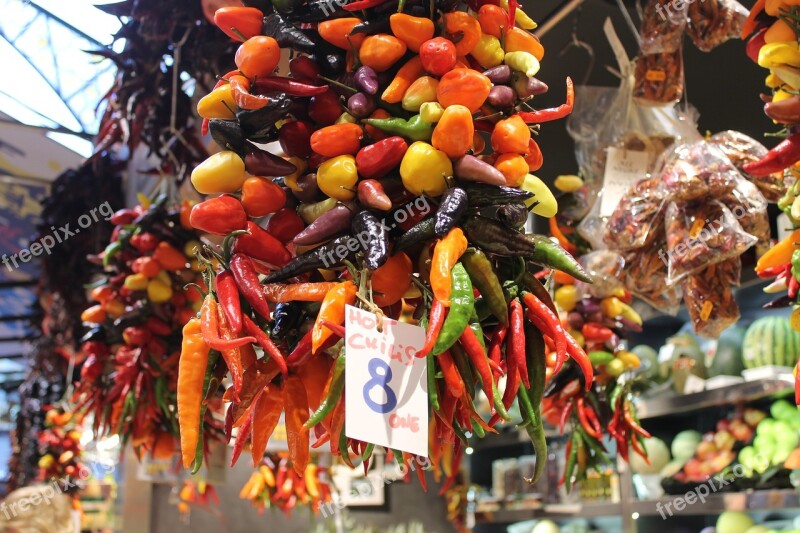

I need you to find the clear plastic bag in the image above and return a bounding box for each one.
[681,258,742,338]
[664,200,758,285]
[633,47,685,106]
[604,176,667,251]
[708,130,786,202]
[660,141,739,202]
[720,176,771,245]
[640,0,688,54]
[575,250,626,298]
[686,0,748,52]
[622,241,683,315]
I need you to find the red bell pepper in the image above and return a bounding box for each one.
[189,195,248,236]
[233,221,292,267]
[355,136,408,179]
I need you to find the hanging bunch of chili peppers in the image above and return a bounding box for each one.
[239,455,333,515]
[36,407,86,492]
[73,195,221,459]
[742,2,800,401]
[179,0,593,487]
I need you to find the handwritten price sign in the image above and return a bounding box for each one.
[344,305,428,456]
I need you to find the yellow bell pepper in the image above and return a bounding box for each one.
[471,34,505,68]
[420,101,445,123]
[402,76,439,112]
[521,174,557,217]
[190,151,246,194]
[758,42,800,69]
[124,273,149,291]
[317,155,358,200]
[504,51,540,77]
[196,85,237,119]
[399,141,452,196]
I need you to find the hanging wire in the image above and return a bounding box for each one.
[558,5,595,86]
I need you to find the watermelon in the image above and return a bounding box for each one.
[707,325,746,377]
[742,316,800,369]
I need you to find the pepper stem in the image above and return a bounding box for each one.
[318,75,357,94]
[229,27,248,41]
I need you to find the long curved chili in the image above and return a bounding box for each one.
[230,253,272,319]
[200,295,256,351]
[509,298,528,389]
[242,314,289,377]
[565,332,595,390]
[487,322,508,378]
[215,304,246,401]
[214,270,243,336]
[438,350,466,399]
[417,300,446,358]
[624,401,651,438]
[521,291,567,372]
[576,397,600,439]
[518,77,574,123]
[459,326,510,420]
[304,352,346,430]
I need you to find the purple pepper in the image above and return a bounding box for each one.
[293,203,354,245]
[514,75,549,98]
[453,155,507,186]
[483,65,512,84]
[354,66,379,95]
[348,92,377,119]
[487,86,515,108]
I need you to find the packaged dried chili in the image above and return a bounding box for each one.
[720,177,770,245]
[660,141,739,202]
[604,176,667,251]
[640,0,688,54]
[664,201,757,285]
[708,130,786,202]
[622,241,683,315]
[681,259,741,338]
[633,47,685,106]
[686,0,747,52]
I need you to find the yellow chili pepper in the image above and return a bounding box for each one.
[124,273,149,291]
[505,51,541,77]
[283,156,308,191]
[420,101,444,123]
[382,56,425,104]
[758,42,800,69]
[399,141,452,196]
[147,279,173,303]
[756,228,800,272]
[471,34,505,69]
[312,281,357,353]
[499,0,537,29]
[196,85,237,119]
[402,76,439,112]
[317,155,358,200]
[190,151,247,194]
[554,174,584,193]
[430,227,468,306]
[521,174,557,217]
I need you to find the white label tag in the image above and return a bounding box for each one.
[600,147,650,217]
[777,212,794,243]
[345,305,428,457]
[683,374,706,394]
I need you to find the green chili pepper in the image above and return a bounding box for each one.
[420,313,440,411]
[304,352,346,430]
[608,383,623,413]
[340,423,355,469]
[517,386,547,484]
[192,350,220,474]
[578,427,612,466]
[462,249,508,324]
[468,311,486,352]
[473,297,492,321]
[471,417,486,438]
[564,432,579,492]
[102,241,122,267]
[433,263,474,355]
[525,322,546,407]
[792,249,800,279]
[527,235,593,283]
[363,114,433,142]
[521,272,557,315]
[361,442,375,462]
[452,421,469,445]
[588,350,615,366]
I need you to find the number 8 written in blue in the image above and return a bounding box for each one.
[362,358,397,414]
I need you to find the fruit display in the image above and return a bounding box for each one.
[239,455,333,515]
[36,408,86,491]
[176,0,612,488]
[739,400,800,475]
[73,195,218,459]
[743,316,800,369]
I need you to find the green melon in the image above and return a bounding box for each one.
[707,325,746,377]
[742,316,800,369]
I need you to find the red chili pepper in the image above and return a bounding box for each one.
[518,77,574,123]
[459,326,496,410]
[559,436,573,486]
[584,401,603,437]
[488,339,519,427]
[509,298,529,389]
[230,413,252,467]
[623,402,651,438]
[145,316,171,336]
[321,319,346,338]
[559,398,573,434]
[581,322,613,343]
[758,263,790,278]
[287,329,314,368]
[224,404,234,444]
[488,322,508,377]
[630,433,650,464]
[215,270,243,336]
[233,221,292,267]
[438,350,466,398]
[576,397,600,439]
[190,195,248,236]
[522,292,567,373]
[253,76,328,97]
[242,314,289,377]
[230,253,272,319]
[438,440,462,495]
[416,300,447,358]
[265,208,305,244]
[743,132,800,176]
[355,136,408,179]
[344,0,388,9]
[200,295,257,352]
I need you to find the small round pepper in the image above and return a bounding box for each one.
[317,155,358,200]
[471,34,505,69]
[431,105,474,159]
[491,115,531,153]
[437,68,492,113]
[359,34,407,72]
[399,141,452,196]
[310,123,364,157]
[389,13,435,53]
[190,151,246,194]
[444,11,481,56]
[419,37,457,77]
[196,85,237,120]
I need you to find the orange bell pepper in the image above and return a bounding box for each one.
[756,228,800,272]
[359,34,407,72]
[477,4,508,38]
[430,227,468,306]
[437,68,492,112]
[318,18,366,49]
[444,11,481,56]
[389,13,435,52]
[505,27,544,61]
[311,281,357,353]
[432,104,474,158]
[491,114,531,153]
[382,56,425,103]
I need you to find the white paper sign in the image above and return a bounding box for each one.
[344,305,428,457]
[600,147,650,217]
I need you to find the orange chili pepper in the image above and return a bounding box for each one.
[505,28,544,61]
[153,241,188,271]
[317,18,366,49]
[359,34,407,72]
[444,11,481,56]
[431,104,474,158]
[389,13,434,52]
[214,302,248,402]
[249,385,283,466]
[430,227,468,306]
[525,137,544,171]
[494,153,529,187]
[81,305,106,324]
[741,0,766,38]
[477,4,508,38]
[371,252,413,307]
[263,282,338,302]
[549,217,578,255]
[382,56,424,103]
[756,228,800,272]
[310,123,364,157]
[437,68,492,113]
[312,281,357,353]
[179,200,194,230]
[284,376,311,474]
[491,114,531,153]
[177,318,210,468]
